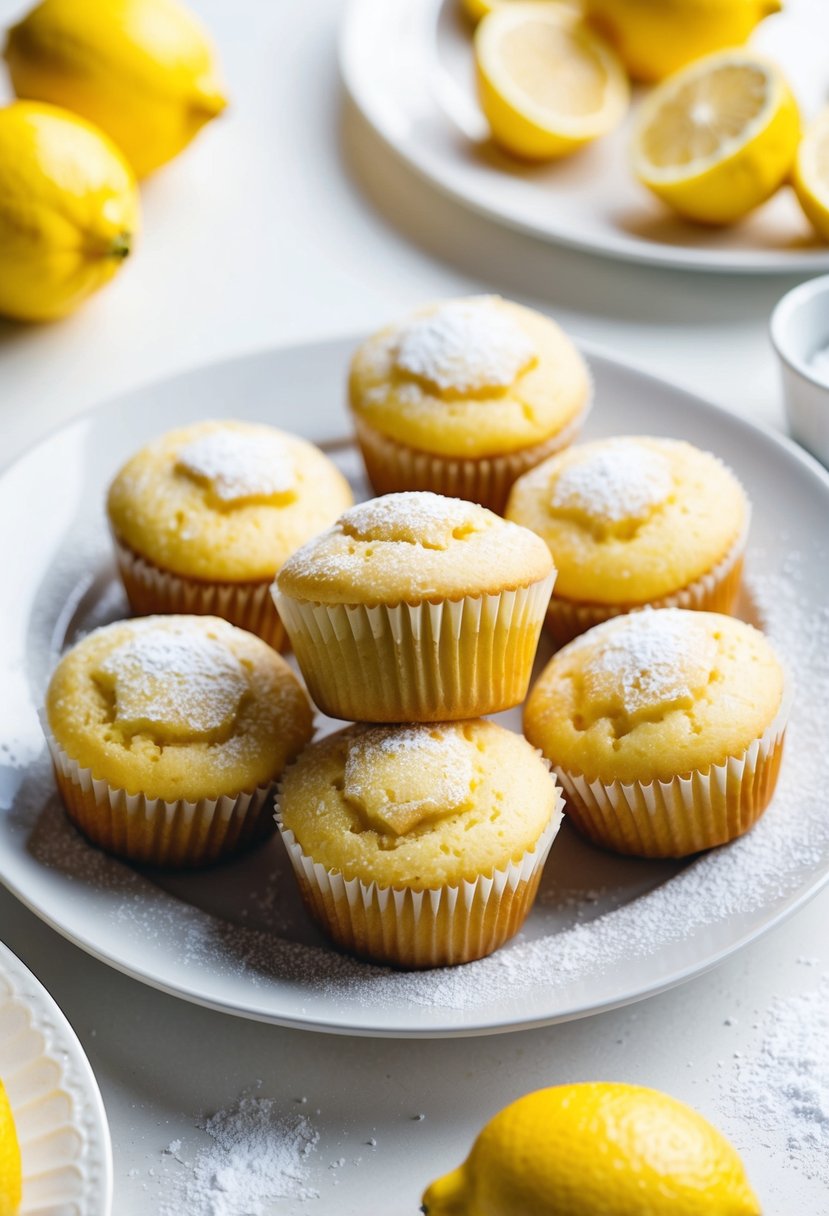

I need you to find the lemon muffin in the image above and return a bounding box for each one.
[349,296,591,514]
[507,437,750,646]
[45,615,314,867]
[273,491,556,722]
[524,609,788,858]
[107,420,353,649]
[278,720,563,967]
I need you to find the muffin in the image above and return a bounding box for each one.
[107,420,354,649]
[44,615,314,867]
[349,296,591,514]
[507,437,750,646]
[277,720,564,968]
[524,609,788,858]
[272,491,556,722]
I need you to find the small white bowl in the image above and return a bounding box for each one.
[771,274,829,467]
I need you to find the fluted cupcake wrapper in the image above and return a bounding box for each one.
[113,537,287,651]
[554,682,791,859]
[276,795,564,969]
[272,572,556,722]
[353,401,590,516]
[45,730,274,869]
[545,511,750,648]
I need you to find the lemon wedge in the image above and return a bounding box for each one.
[475,3,629,159]
[422,1083,761,1216]
[584,0,782,83]
[631,50,800,224]
[463,0,581,24]
[794,108,829,242]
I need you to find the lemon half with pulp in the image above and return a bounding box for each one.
[475,2,629,159]
[0,1080,21,1216]
[794,108,829,242]
[631,50,799,224]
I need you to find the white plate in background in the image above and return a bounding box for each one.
[340,0,829,274]
[0,336,828,1037]
[0,942,112,1215]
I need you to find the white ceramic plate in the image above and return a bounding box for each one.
[1,336,828,1038]
[0,942,112,1215]
[340,0,829,274]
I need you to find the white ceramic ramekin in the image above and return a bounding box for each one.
[770,274,829,467]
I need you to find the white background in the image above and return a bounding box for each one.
[0,0,826,1212]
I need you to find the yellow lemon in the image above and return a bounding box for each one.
[4,0,227,178]
[462,0,581,25]
[0,101,140,322]
[793,108,829,242]
[631,50,800,225]
[422,1083,762,1216]
[475,3,629,159]
[584,0,782,83]
[0,1080,21,1216]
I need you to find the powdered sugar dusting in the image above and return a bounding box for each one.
[158,1096,319,1215]
[177,428,295,504]
[339,492,482,547]
[97,623,247,740]
[580,609,714,716]
[394,297,536,395]
[344,725,474,835]
[724,975,829,1181]
[550,439,673,524]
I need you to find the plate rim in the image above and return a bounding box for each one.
[2,334,829,1039]
[339,0,829,276]
[0,940,114,1212]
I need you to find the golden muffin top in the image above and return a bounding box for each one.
[274,491,555,606]
[349,296,591,458]
[46,615,314,802]
[507,436,749,604]
[278,719,562,889]
[106,420,354,582]
[524,609,785,785]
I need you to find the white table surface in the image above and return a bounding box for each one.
[0,1,826,1212]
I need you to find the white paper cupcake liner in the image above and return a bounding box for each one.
[555,679,791,859]
[272,572,556,722]
[113,537,287,651]
[276,794,564,969]
[545,513,750,647]
[46,730,274,869]
[353,399,590,516]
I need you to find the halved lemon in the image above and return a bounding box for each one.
[475,3,629,159]
[463,0,581,24]
[631,50,800,225]
[794,108,829,242]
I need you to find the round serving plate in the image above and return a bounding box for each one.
[340,0,829,274]
[0,941,112,1214]
[0,335,827,1037]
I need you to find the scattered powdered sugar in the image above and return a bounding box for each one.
[580,609,714,716]
[176,428,295,504]
[343,725,474,834]
[550,439,673,524]
[723,975,829,1183]
[394,297,536,395]
[339,491,481,548]
[97,624,247,739]
[158,1096,319,1215]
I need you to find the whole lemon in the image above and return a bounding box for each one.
[4,0,227,178]
[0,1080,21,1216]
[584,0,782,83]
[0,101,139,322]
[422,1083,761,1216]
